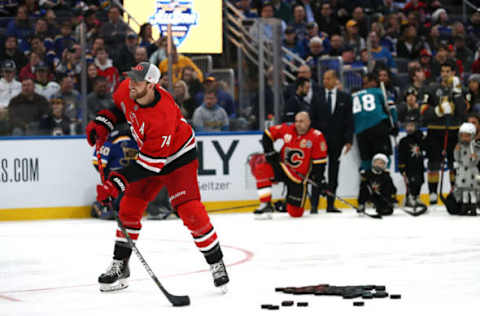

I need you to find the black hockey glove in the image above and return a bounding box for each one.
[265,151,280,165]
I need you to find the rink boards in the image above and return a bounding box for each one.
[0,132,449,220]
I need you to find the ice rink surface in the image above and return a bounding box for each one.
[2,208,480,316]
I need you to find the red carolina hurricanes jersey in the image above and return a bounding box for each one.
[265,123,328,182]
[113,79,195,173]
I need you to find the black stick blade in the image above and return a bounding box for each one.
[170,295,190,307]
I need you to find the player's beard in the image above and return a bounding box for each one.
[130,85,148,100]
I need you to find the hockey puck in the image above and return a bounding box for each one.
[281,301,294,307]
[373,291,389,298]
[362,292,373,299]
[297,302,309,307]
[268,305,280,310]
[390,294,402,299]
[261,304,273,309]
[374,285,386,291]
[353,301,365,306]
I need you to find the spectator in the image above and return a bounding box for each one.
[343,19,365,55]
[95,47,120,93]
[341,45,363,68]
[0,60,21,110]
[272,0,291,24]
[432,8,451,42]
[113,32,137,73]
[44,9,59,37]
[28,36,50,63]
[405,66,428,102]
[159,45,204,84]
[377,67,400,102]
[284,26,307,60]
[430,45,451,79]
[181,66,203,105]
[453,35,473,67]
[396,24,423,60]
[34,62,60,100]
[86,76,114,121]
[282,77,311,122]
[382,14,401,54]
[138,23,156,55]
[195,76,236,117]
[52,76,81,131]
[465,74,480,114]
[149,36,168,66]
[352,7,368,38]
[315,2,340,37]
[290,4,308,42]
[368,31,396,70]
[305,22,330,52]
[419,49,432,79]
[100,6,129,52]
[54,21,76,58]
[8,78,49,135]
[298,0,316,23]
[55,47,82,79]
[192,89,229,132]
[91,36,106,58]
[424,25,443,56]
[19,51,41,81]
[452,21,473,52]
[39,97,71,136]
[305,36,326,75]
[285,64,320,101]
[6,5,33,41]
[467,10,480,48]
[250,2,286,42]
[86,62,99,93]
[236,0,257,18]
[0,35,28,70]
[74,9,100,46]
[32,18,51,42]
[379,0,398,15]
[328,34,344,57]
[134,46,149,64]
[173,80,196,120]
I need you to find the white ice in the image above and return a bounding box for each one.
[1,208,480,316]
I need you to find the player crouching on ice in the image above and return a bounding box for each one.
[249,111,328,219]
[398,114,428,214]
[85,62,229,292]
[444,122,480,216]
[358,154,398,216]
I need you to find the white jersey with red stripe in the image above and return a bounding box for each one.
[113,78,196,173]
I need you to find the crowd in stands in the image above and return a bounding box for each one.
[1,0,480,136]
[0,0,237,136]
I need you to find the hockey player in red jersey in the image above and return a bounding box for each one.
[249,111,328,219]
[85,62,229,292]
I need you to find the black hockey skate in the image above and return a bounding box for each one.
[210,259,229,293]
[253,202,274,220]
[98,259,130,292]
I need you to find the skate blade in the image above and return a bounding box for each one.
[254,213,273,220]
[99,279,129,292]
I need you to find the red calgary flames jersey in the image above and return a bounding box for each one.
[113,79,195,173]
[265,123,327,182]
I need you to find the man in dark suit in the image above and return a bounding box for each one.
[282,77,311,122]
[310,70,354,213]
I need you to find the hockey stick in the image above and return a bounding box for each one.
[96,148,190,307]
[293,170,381,219]
[438,116,451,209]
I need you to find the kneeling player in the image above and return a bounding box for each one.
[445,123,480,215]
[358,154,397,216]
[249,111,328,219]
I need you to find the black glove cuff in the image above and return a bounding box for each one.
[94,115,115,132]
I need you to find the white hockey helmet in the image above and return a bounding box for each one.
[459,122,476,136]
[372,153,389,166]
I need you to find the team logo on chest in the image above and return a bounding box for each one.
[284,147,304,168]
[284,134,292,143]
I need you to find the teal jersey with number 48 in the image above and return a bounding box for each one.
[352,88,389,134]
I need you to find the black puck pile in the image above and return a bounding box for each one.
[264,284,402,308]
